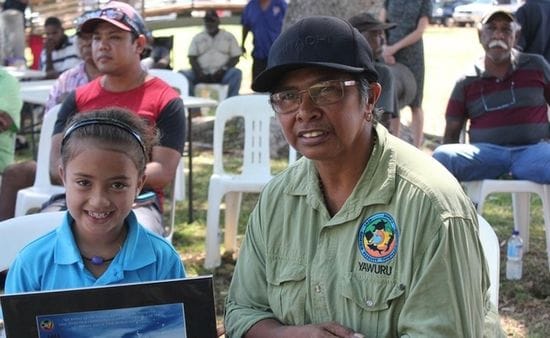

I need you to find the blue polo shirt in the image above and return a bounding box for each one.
[241,0,287,59]
[5,211,185,293]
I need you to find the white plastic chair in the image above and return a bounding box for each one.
[165,158,185,243]
[463,180,550,271]
[204,94,295,268]
[148,68,189,97]
[0,211,65,272]
[14,105,65,217]
[477,214,500,307]
[194,83,229,102]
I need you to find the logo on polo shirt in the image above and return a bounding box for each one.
[357,212,399,264]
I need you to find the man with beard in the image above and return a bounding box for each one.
[432,10,550,184]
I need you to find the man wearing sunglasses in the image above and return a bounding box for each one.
[433,10,550,185]
[224,15,499,337]
[42,1,186,237]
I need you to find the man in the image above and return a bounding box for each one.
[45,22,101,111]
[241,0,287,83]
[515,0,550,63]
[44,1,185,237]
[348,12,417,136]
[179,10,242,97]
[0,13,100,222]
[0,68,22,176]
[40,16,80,79]
[225,16,498,337]
[433,10,550,184]
[0,0,28,66]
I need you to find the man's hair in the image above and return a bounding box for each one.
[44,16,63,28]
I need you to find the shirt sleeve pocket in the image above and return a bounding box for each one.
[340,274,405,312]
[266,260,306,324]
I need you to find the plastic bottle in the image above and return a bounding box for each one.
[506,230,523,280]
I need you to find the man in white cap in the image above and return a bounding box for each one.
[433,10,550,185]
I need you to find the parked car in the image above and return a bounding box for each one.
[431,0,473,26]
[452,0,522,26]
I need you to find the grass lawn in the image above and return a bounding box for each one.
[13,24,550,337]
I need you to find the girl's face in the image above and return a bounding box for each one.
[59,141,145,238]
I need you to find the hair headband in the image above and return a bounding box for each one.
[61,117,147,156]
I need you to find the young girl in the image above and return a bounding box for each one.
[5,108,185,292]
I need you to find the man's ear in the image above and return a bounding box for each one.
[135,34,147,55]
[368,82,382,106]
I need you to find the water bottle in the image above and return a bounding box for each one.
[506,230,523,280]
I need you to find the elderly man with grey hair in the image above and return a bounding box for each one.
[433,10,550,185]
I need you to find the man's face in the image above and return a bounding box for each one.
[362,29,385,60]
[44,24,64,49]
[272,67,379,161]
[205,19,220,36]
[92,22,144,74]
[77,32,93,63]
[479,16,516,64]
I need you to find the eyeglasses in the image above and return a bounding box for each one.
[270,80,357,115]
[76,8,141,36]
[481,81,516,112]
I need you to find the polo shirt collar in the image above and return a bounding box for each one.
[470,49,524,79]
[54,211,157,271]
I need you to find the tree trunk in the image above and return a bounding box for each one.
[283,0,385,30]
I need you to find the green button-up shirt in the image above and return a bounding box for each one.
[225,124,494,337]
[0,67,22,173]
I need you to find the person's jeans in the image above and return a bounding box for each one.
[432,141,550,183]
[179,68,242,97]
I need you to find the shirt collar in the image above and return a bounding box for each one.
[284,123,397,218]
[470,48,523,79]
[54,211,157,270]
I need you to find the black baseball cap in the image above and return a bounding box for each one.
[348,12,396,32]
[252,16,379,92]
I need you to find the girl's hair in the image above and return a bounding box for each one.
[60,109,158,174]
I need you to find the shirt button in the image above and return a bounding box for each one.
[365,299,374,307]
[315,284,322,293]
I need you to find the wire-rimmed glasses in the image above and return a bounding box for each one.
[270,80,357,115]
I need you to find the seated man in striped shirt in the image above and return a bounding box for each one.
[41,16,81,79]
[433,10,550,184]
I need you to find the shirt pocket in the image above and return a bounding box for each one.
[339,274,405,335]
[266,260,307,324]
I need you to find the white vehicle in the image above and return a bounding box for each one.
[452,0,522,26]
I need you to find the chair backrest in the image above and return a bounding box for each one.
[34,105,61,192]
[477,214,500,307]
[0,211,65,272]
[212,94,275,180]
[148,69,189,97]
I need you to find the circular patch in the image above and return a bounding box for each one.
[358,212,399,263]
[39,319,55,331]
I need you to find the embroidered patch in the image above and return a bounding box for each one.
[358,212,399,263]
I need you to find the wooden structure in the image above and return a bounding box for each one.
[26,0,247,33]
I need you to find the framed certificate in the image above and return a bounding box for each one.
[1,276,216,338]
